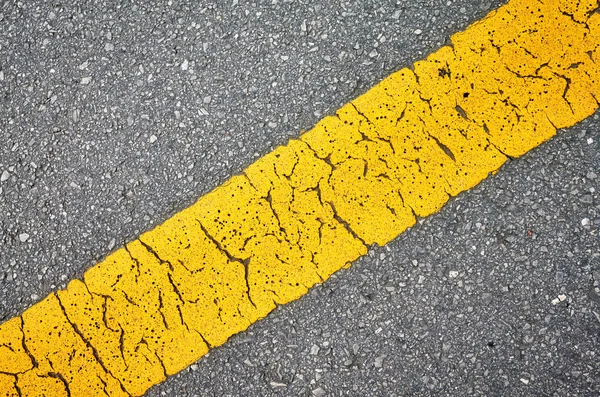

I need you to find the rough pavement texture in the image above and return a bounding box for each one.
[0,0,598,396]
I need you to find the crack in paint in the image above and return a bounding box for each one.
[54,293,131,396]
[196,219,257,309]
[44,371,71,397]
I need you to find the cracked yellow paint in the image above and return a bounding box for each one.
[1,0,600,395]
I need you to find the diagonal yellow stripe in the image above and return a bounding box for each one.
[1,0,599,395]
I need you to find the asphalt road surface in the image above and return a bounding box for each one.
[1,0,599,396]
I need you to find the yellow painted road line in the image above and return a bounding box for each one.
[1,0,600,395]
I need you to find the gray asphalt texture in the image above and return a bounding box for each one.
[0,0,599,396]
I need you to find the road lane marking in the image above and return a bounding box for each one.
[1,0,599,395]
